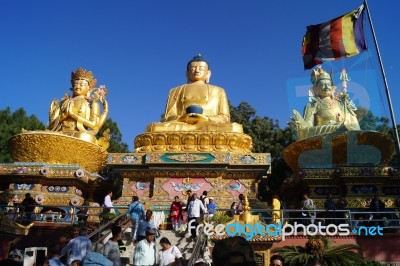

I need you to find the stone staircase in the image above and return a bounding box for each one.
[117,228,212,266]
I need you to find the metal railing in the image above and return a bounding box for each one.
[58,210,128,262]
[2,204,399,231]
[211,208,400,231]
[0,204,130,225]
[187,226,208,266]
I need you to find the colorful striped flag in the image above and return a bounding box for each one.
[302,4,367,70]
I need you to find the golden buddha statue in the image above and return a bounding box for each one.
[146,54,243,133]
[290,66,360,140]
[134,55,252,152]
[48,67,109,148]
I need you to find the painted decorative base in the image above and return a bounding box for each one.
[108,151,271,210]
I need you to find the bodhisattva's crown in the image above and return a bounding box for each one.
[71,67,97,88]
[311,66,333,86]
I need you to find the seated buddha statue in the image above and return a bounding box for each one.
[48,67,109,147]
[290,66,360,140]
[146,54,243,133]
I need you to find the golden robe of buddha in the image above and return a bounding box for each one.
[146,55,243,133]
[290,67,360,140]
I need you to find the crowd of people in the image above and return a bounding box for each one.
[1,189,392,266]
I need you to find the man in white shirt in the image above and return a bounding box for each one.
[187,193,207,237]
[133,227,157,266]
[103,191,115,214]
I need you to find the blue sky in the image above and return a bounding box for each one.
[2,1,399,151]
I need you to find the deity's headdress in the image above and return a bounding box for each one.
[187,54,210,70]
[71,67,97,88]
[311,66,333,86]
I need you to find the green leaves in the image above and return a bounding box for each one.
[272,236,367,266]
[97,118,129,153]
[229,101,294,191]
[0,107,45,163]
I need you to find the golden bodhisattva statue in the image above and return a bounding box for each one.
[8,67,110,172]
[135,55,252,152]
[48,67,110,148]
[290,66,360,140]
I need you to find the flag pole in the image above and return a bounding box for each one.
[364,0,400,155]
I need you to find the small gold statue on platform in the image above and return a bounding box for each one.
[146,54,243,133]
[290,66,360,140]
[48,68,109,148]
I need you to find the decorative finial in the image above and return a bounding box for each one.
[243,194,250,212]
[340,68,350,93]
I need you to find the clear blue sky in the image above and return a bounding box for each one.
[2,1,399,151]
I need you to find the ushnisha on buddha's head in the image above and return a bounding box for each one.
[70,67,97,97]
[186,54,211,84]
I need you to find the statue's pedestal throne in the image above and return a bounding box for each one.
[283,130,399,209]
[134,131,253,153]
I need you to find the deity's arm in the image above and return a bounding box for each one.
[71,99,109,134]
[164,87,182,122]
[58,99,72,123]
[48,99,61,131]
[342,102,360,130]
[96,97,109,130]
[291,102,315,129]
[206,86,230,123]
[302,102,316,127]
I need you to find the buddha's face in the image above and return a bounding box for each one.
[315,79,334,98]
[73,79,90,96]
[187,61,210,82]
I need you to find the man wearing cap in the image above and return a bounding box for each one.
[136,210,158,242]
[133,227,157,266]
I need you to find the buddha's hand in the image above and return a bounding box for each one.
[290,110,307,128]
[178,113,208,124]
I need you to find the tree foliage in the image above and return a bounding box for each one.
[273,236,365,266]
[96,118,129,200]
[229,101,293,155]
[356,106,390,133]
[229,101,294,193]
[0,107,46,163]
[97,118,130,153]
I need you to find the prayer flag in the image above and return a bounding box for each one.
[302,4,367,70]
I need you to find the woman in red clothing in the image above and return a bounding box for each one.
[170,196,183,232]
